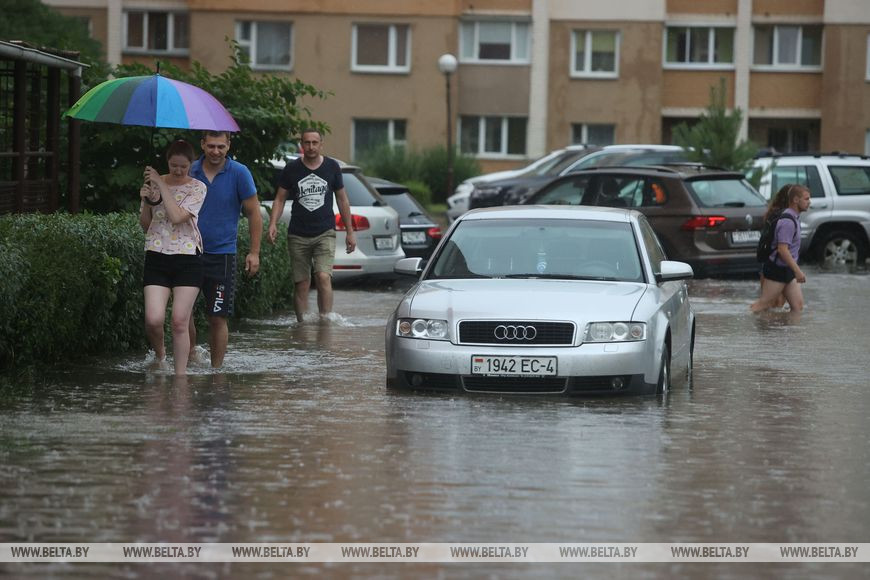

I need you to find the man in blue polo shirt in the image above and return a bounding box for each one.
[189,130,262,367]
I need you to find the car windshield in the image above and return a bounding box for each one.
[382,192,426,218]
[344,172,386,206]
[429,218,643,282]
[685,178,766,208]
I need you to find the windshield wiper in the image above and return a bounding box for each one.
[501,273,620,281]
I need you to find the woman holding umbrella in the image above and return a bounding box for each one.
[139,139,207,375]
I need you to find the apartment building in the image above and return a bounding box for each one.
[44,0,870,173]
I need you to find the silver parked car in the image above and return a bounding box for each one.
[386,206,696,396]
[265,157,404,280]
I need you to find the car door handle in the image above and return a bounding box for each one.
[811,202,828,209]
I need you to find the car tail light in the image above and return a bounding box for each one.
[681,216,726,230]
[427,226,442,240]
[335,214,370,231]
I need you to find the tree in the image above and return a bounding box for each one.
[0,0,110,82]
[77,44,330,212]
[672,78,764,186]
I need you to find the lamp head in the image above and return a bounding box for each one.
[438,53,458,75]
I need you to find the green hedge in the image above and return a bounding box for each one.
[0,212,293,369]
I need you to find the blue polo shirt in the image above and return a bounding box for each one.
[191,156,257,254]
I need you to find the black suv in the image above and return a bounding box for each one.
[522,164,768,277]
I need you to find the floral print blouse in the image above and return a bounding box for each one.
[145,178,207,255]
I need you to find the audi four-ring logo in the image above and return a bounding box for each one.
[494,325,537,340]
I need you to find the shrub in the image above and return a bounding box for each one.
[358,145,480,203]
[0,212,292,369]
[402,180,432,206]
[0,212,145,368]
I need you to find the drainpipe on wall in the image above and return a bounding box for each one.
[528,0,550,158]
[735,0,752,141]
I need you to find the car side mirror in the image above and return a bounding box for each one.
[655,260,694,282]
[395,257,423,277]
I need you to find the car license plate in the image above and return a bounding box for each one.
[731,230,761,244]
[402,231,426,245]
[374,236,395,250]
[471,355,557,376]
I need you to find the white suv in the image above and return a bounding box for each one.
[753,153,870,269]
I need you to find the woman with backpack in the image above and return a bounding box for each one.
[751,184,811,313]
[756,186,791,308]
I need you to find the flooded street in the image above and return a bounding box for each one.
[1,267,869,577]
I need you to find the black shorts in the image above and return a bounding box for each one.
[762,260,796,284]
[143,250,203,288]
[201,253,236,318]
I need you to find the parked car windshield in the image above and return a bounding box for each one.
[344,172,386,206]
[685,178,766,208]
[430,218,643,282]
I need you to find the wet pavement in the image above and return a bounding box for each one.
[1,267,869,578]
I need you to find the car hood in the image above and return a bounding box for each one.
[405,279,647,322]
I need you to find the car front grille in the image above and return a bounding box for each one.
[458,321,575,346]
[462,376,568,394]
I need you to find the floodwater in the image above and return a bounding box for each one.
[1,267,869,578]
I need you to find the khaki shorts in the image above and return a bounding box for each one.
[288,230,336,283]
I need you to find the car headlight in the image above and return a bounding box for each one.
[397,318,449,340]
[584,322,646,342]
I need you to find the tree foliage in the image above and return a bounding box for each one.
[78,45,330,212]
[672,78,764,185]
[0,0,110,82]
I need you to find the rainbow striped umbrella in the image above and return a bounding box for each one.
[64,74,240,131]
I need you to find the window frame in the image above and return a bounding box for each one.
[570,29,620,78]
[571,123,616,146]
[752,24,823,71]
[123,10,189,55]
[351,119,408,161]
[460,115,527,158]
[351,23,411,74]
[459,20,531,64]
[663,25,735,69]
[235,20,294,71]
[866,34,870,81]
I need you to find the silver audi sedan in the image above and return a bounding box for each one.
[385,206,696,396]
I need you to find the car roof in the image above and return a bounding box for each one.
[599,144,685,151]
[754,151,870,161]
[459,204,636,223]
[565,164,745,180]
[366,176,406,189]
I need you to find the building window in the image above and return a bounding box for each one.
[460,116,526,157]
[572,123,615,146]
[352,24,410,73]
[865,130,870,156]
[460,21,530,63]
[353,119,407,160]
[571,30,619,77]
[236,21,292,70]
[754,25,822,68]
[124,11,189,54]
[866,35,870,80]
[665,26,734,66]
[768,127,809,153]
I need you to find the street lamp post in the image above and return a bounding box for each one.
[438,53,458,201]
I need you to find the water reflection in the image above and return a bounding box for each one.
[1,269,868,577]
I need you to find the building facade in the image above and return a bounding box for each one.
[43,0,870,173]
